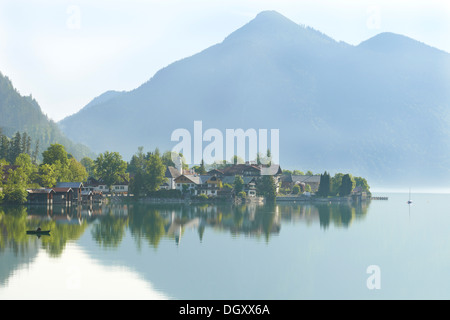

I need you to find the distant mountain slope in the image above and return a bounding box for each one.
[0,72,95,161]
[58,11,450,188]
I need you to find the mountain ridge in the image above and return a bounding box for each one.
[58,11,450,188]
[0,71,95,161]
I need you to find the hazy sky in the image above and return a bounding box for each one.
[0,0,449,121]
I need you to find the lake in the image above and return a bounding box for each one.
[0,192,449,300]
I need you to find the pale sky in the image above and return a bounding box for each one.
[0,0,449,121]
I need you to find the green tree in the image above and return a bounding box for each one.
[52,160,72,183]
[31,139,39,164]
[238,191,247,199]
[231,155,244,165]
[42,144,68,166]
[197,159,207,174]
[257,175,277,201]
[339,174,354,196]
[305,184,312,192]
[0,159,6,202]
[128,147,147,197]
[15,153,37,185]
[0,134,9,160]
[9,132,22,163]
[144,151,166,192]
[292,184,301,194]
[80,157,96,177]
[330,173,345,196]
[3,167,28,203]
[317,171,330,197]
[354,176,371,195]
[38,164,58,188]
[234,175,244,194]
[67,158,88,182]
[94,151,127,190]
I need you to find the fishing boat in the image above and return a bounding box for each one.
[26,229,51,236]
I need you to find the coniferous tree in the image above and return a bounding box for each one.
[21,132,28,155]
[317,171,330,197]
[32,139,40,164]
[9,132,22,163]
[0,134,9,160]
[339,174,353,196]
[26,135,31,156]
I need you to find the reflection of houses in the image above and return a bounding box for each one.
[161,203,281,244]
[166,214,200,245]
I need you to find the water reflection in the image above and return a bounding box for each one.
[0,200,370,254]
[0,200,370,295]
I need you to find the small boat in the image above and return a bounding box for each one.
[407,188,412,204]
[27,229,51,236]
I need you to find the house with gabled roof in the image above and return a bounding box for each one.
[196,175,222,196]
[286,175,321,192]
[174,174,201,195]
[221,175,258,197]
[82,176,129,195]
[55,182,83,202]
[27,188,55,205]
[53,187,74,205]
[162,166,181,189]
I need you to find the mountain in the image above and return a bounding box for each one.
[0,72,95,161]
[58,10,450,188]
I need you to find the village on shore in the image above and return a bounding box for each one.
[23,162,370,206]
[0,139,371,206]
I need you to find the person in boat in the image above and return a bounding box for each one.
[36,227,41,232]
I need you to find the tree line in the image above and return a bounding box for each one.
[0,129,40,165]
[317,171,370,197]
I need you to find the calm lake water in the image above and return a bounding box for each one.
[1,192,449,300]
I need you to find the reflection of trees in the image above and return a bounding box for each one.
[0,206,31,253]
[128,205,166,249]
[0,206,88,257]
[220,203,280,242]
[317,205,331,229]
[277,200,370,230]
[41,222,88,257]
[91,213,128,249]
[0,199,372,259]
